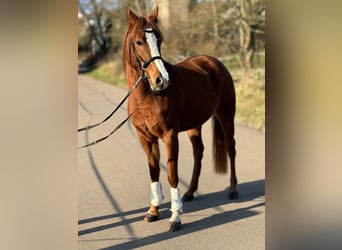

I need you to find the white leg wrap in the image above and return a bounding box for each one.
[170,187,183,222]
[150,182,164,207]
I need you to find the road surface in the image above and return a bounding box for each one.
[78,75,265,249]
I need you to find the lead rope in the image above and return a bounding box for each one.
[78,75,145,149]
[78,110,135,149]
[78,75,144,133]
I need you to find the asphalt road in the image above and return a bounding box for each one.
[78,75,265,250]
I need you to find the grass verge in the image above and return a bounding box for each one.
[85,60,126,88]
[231,68,265,131]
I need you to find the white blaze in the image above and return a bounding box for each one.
[145,29,170,83]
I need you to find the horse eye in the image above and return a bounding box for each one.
[136,40,144,46]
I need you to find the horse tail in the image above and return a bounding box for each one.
[212,116,228,174]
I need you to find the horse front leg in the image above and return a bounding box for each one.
[163,131,183,232]
[137,132,163,222]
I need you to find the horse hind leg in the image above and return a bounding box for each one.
[227,136,238,199]
[182,127,204,202]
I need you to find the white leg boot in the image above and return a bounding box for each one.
[150,181,164,207]
[169,187,183,231]
[145,182,164,222]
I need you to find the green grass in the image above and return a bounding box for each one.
[85,60,127,88]
[232,69,265,131]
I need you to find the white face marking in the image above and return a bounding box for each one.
[145,29,170,83]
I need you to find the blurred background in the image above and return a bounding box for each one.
[78,0,265,130]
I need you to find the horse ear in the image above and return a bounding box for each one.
[148,6,159,23]
[127,7,138,24]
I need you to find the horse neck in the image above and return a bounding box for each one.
[122,30,140,89]
[124,61,140,89]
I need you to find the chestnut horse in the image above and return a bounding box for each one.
[123,7,237,232]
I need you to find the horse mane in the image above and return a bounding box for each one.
[122,14,164,70]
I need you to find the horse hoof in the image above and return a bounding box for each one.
[168,221,181,232]
[144,213,159,222]
[228,191,238,200]
[182,193,194,202]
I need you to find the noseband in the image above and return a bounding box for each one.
[132,45,162,77]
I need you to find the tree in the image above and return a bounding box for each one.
[78,0,114,56]
[159,0,265,70]
[236,0,265,70]
[77,0,265,71]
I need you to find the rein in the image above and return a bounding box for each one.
[78,75,144,133]
[78,53,163,149]
[78,75,144,149]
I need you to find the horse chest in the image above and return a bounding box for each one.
[132,107,171,138]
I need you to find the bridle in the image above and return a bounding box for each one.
[131,29,163,78]
[77,29,165,149]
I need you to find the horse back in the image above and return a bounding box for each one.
[174,55,234,94]
[167,55,235,131]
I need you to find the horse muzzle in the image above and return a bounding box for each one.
[150,74,170,92]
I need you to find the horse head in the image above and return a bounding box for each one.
[126,7,170,92]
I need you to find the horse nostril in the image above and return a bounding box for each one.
[156,76,163,86]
